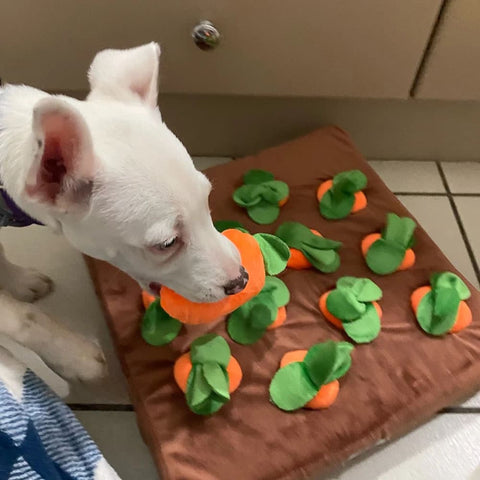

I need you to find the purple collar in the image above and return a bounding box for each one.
[0,187,43,227]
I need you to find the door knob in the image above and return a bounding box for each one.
[192,21,221,51]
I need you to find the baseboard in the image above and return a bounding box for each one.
[60,92,480,161]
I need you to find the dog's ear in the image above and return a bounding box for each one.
[87,42,160,108]
[25,97,96,211]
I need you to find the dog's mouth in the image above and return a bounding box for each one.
[148,282,162,295]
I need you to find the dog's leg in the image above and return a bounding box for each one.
[0,242,53,302]
[0,290,107,382]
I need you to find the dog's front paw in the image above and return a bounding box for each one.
[56,337,108,383]
[9,267,54,302]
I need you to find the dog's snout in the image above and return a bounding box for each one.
[223,266,249,296]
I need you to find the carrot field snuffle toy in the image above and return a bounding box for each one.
[228,276,290,345]
[319,277,383,343]
[362,213,416,275]
[317,170,368,220]
[411,272,472,336]
[275,221,342,272]
[174,334,242,415]
[233,169,289,224]
[269,341,354,411]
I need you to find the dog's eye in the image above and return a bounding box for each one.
[152,237,178,251]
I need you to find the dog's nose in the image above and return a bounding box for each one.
[224,266,249,296]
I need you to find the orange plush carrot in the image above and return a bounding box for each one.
[362,214,416,275]
[287,229,322,269]
[269,341,354,411]
[280,349,340,409]
[411,272,472,335]
[317,170,367,220]
[160,229,265,324]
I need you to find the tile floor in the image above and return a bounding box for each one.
[1,159,480,480]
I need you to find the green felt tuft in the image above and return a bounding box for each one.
[319,170,367,220]
[244,169,275,185]
[253,233,291,275]
[269,362,318,411]
[303,341,353,387]
[365,214,416,275]
[326,289,366,321]
[227,278,288,345]
[214,220,247,232]
[202,362,230,401]
[262,276,290,307]
[141,300,182,346]
[185,335,234,415]
[248,201,281,224]
[233,171,289,225]
[415,272,470,336]
[342,303,381,343]
[324,277,382,343]
[190,334,231,367]
[275,221,342,273]
[269,341,354,411]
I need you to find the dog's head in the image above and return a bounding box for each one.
[12,43,248,302]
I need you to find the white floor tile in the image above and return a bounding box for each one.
[442,162,480,194]
[193,156,232,171]
[0,225,130,404]
[325,414,480,480]
[369,161,444,193]
[75,411,159,479]
[453,196,480,407]
[397,196,478,288]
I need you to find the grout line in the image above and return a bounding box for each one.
[451,193,480,197]
[409,0,450,97]
[436,161,480,285]
[440,406,480,414]
[393,192,447,197]
[68,404,134,412]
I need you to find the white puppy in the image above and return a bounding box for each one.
[0,43,247,382]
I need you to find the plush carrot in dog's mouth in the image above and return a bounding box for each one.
[411,272,472,335]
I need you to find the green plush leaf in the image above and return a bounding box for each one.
[247,201,280,224]
[336,277,382,302]
[214,220,247,233]
[416,290,460,336]
[269,362,318,411]
[233,184,263,207]
[190,334,231,367]
[259,180,289,204]
[244,169,275,185]
[141,300,182,346]
[227,306,268,345]
[303,341,353,388]
[365,237,406,275]
[189,393,227,416]
[343,303,381,343]
[275,222,314,250]
[186,364,212,408]
[202,363,230,401]
[326,289,366,321]
[249,303,277,330]
[332,170,367,193]
[301,235,343,251]
[253,233,290,275]
[383,213,416,249]
[320,190,355,220]
[431,272,471,300]
[302,245,341,273]
[261,276,290,307]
